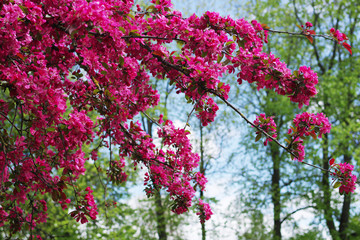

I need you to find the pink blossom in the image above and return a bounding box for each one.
[253,113,277,146]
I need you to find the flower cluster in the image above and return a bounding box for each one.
[289,66,318,108]
[197,199,213,224]
[305,22,313,28]
[70,187,98,224]
[329,28,352,54]
[330,159,357,194]
[287,112,331,161]
[330,28,348,42]
[297,21,316,44]
[149,120,203,214]
[253,113,277,146]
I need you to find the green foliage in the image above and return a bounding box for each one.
[288,229,325,240]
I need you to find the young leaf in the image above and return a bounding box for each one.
[255,133,262,142]
[152,50,165,57]
[310,131,317,140]
[342,42,352,55]
[261,23,270,30]
[307,30,316,35]
[306,35,314,44]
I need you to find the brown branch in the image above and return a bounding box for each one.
[266,29,335,42]
[121,35,186,43]
[280,205,316,224]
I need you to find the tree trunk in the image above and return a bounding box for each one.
[147,118,168,240]
[200,122,206,240]
[321,134,339,240]
[154,189,168,240]
[339,153,352,240]
[270,142,281,240]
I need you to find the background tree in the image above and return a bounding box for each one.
[229,0,360,239]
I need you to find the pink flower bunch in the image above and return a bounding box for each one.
[330,160,357,194]
[196,97,219,126]
[194,172,208,191]
[292,112,331,138]
[298,21,316,41]
[330,28,348,42]
[70,187,98,224]
[236,52,318,109]
[287,112,331,161]
[150,120,206,214]
[197,199,213,223]
[253,113,277,146]
[289,66,318,108]
[305,22,313,28]
[329,28,352,54]
[0,208,9,227]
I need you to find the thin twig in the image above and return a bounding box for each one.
[280,205,316,224]
[121,35,186,43]
[141,111,161,127]
[183,98,201,130]
[266,29,335,41]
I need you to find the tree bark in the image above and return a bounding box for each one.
[270,142,281,240]
[154,189,168,240]
[147,118,168,240]
[321,134,339,240]
[200,122,206,240]
[339,153,352,240]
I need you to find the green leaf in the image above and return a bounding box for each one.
[293,70,299,78]
[333,182,341,189]
[70,30,78,39]
[201,51,208,58]
[217,53,224,63]
[51,191,59,202]
[255,133,262,142]
[310,131,317,140]
[19,5,28,14]
[226,41,235,46]
[101,62,110,69]
[119,55,124,67]
[47,127,56,132]
[118,26,126,34]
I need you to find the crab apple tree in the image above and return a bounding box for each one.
[0,0,356,237]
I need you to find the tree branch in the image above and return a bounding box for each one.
[280,205,316,224]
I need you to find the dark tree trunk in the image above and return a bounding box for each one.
[339,153,352,240]
[270,142,281,240]
[200,122,206,240]
[146,119,167,240]
[154,189,168,240]
[321,134,339,240]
